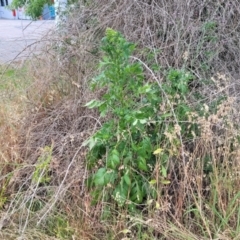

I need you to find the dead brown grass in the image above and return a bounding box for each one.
[1,0,240,239]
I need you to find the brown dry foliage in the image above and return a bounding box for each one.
[1,0,240,239]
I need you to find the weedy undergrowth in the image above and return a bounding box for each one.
[84,29,197,214]
[32,145,52,185]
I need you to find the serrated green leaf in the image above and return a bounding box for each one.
[147,199,154,205]
[112,149,119,156]
[161,180,171,185]
[99,102,108,117]
[137,157,148,171]
[82,137,98,150]
[107,149,120,169]
[138,84,152,94]
[136,182,143,203]
[133,119,138,126]
[120,229,131,234]
[94,168,107,186]
[161,113,172,119]
[84,99,104,109]
[84,99,97,108]
[130,180,145,204]
[153,148,163,155]
[139,119,147,124]
[123,171,131,186]
[149,179,157,185]
[161,166,167,178]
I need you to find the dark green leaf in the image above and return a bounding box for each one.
[137,157,148,171]
[104,170,117,185]
[123,170,131,186]
[94,168,107,186]
[107,149,120,169]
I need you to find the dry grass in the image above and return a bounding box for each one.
[1,0,240,239]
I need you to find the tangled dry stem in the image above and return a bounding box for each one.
[1,0,240,239]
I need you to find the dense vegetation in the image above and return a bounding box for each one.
[11,0,53,19]
[1,0,240,239]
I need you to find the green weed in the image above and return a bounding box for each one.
[84,29,197,213]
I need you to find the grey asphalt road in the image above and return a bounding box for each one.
[0,19,54,64]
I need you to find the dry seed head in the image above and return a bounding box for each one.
[203,104,209,113]
[207,114,219,124]
[187,111,198,122]
[183,51,189,61]
[174,124,181,136]
[198,117,213,141]
[216,102,231,117]
[160,102,167,112]
[175,94,180,100]
[164,131,174,143]
[216,72,230,83]
[118,165,124,170]
[211,72,230,90]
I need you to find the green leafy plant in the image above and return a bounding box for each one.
[0,174,12,209]
[45,214,74,239]
[10,0,52,19]
[32,145,52,185]
[85,28,195,211]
